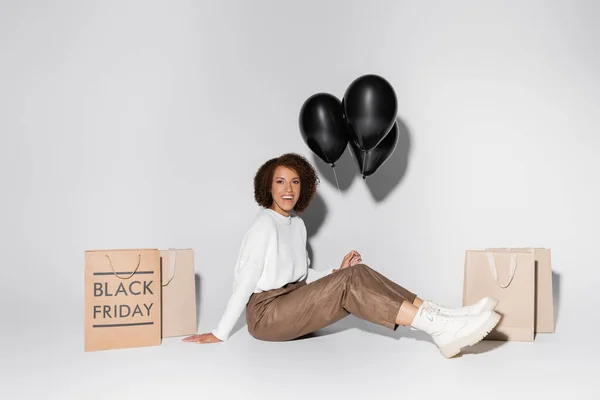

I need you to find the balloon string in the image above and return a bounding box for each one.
[332,164,341,196]
[361,150,366,179]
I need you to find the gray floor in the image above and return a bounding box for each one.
[3,279,596,400]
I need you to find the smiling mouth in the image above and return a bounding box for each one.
[282,196,293,201]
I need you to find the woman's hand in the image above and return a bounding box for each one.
[335,250,362,272]
[182,332,222,344]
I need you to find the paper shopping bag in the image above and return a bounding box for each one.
[85,249,162,351]
[486,248,555,333]
[463,249,535,341]
[160,248,197,337]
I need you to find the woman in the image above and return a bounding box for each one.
[183,153,500,358]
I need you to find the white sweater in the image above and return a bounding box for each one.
[211,208,335,341]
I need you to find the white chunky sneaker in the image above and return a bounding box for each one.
[410,304,501,358]
[423,297,499,317]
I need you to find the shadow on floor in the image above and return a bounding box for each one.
[552,271,561,331]
[457,339,507,357]
[290,315,433,344]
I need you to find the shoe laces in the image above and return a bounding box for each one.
[424,300,443,311]
[420,303,452,322]
[420,304,468,337]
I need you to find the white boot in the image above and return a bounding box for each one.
[410,304,501,358]
[423,297,499,317]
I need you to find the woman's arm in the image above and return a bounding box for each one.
[210,262,264,340]
[183,215,274,343]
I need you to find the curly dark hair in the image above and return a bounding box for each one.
[254,153,320,213]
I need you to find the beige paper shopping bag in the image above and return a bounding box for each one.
[160,248,197,337]
[463,249,536,341]
[487,248,555,333]
[85,249,162,352]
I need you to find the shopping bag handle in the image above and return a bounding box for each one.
[105,253,141,280]
[486,252,517,288]
[162,248,177,287]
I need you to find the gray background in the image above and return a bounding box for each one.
[1,0,598,398]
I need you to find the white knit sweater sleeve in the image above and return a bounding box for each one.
[211,216,274,341]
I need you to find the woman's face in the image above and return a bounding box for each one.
[269,165,300,216]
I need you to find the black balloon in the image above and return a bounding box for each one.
[349,121,399,179]
[343,74,398,151]
[299,93,349,166]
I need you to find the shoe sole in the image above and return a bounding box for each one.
[439,311,501,359]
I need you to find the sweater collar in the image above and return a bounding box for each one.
[265,208,292,225]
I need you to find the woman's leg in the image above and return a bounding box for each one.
[248,263,500,358]
[247,264,417,341]
[396,299,420,326]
